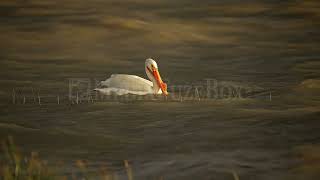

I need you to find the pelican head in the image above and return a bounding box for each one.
[145,58,168,95]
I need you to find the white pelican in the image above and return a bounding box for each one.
[95,58,168,96]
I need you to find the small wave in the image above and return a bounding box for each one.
[0,122,39,131]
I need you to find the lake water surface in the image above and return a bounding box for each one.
[0,0,320,179]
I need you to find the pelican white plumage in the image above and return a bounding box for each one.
[94,58,168,96]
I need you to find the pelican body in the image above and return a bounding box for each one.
[95,58,168,96]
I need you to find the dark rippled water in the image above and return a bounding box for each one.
[0,0,320,179]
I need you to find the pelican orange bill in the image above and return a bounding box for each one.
[147,66,168,95]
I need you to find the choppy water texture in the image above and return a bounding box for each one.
[0,0,320,179]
